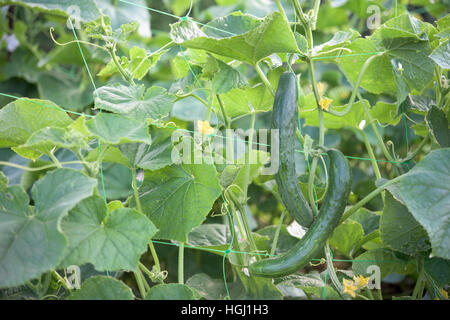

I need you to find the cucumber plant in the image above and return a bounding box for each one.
[0,0,448,301]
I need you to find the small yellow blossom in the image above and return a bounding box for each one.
[317,82,326,97]
[196,120,215,135]
[319,97,333,111]
[437,289,448,300]
[343,278,357,298]
[353,275,369,289]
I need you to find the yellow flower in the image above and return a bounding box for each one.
[437,289,448,300]
[343,278,357,298]
[353,275,369,289]
[319,97,333,111]
[196,120,215,135]
[317,82,326,97]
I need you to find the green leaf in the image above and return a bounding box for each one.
[94,84,175,122]
[37,71,93,112]
[99,164,133,200]
[0,99,72,148]
[425,105,450,148]
[348,208,380,235]
[380,191,430,256]
[215,67,282,117]
[399,148,450,259]
[352,248,414,279]
[118,128,174,171]
[145,283,198,300]
[136,164,222,241]
[313,30,360,56]
[96,0,151,38]
[170,12,299,65]
[424,257,450,287]
[86,113,151,145]
[329,220,365,258]
[429,39,450,69]
[256,225,299,255]
[15,127,86,160]
[212,60,247,94]
[186,273,227,300]
[3,0,101,22]
[338,38,396,95]
[0,169,96,288]
[276,273,342,300]
[68,276,134,300]
[60,196,157,271]
[187,223,232,253]
[235,269,283,300]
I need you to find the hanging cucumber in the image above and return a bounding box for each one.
[249,148,352,278]
[272,71,314,228]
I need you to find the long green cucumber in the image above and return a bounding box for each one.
[272,71,314,228]
[249,148,352,278]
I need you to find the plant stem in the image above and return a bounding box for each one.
[243,111,256,198]
[291,0,308,27]
[178,242,184,284]
[52,270,70,291]
[48,152,62,168]
[305,22,324,216]
[412,268,426,299]
[216,94,230,129]
[0,160,88,172]
[108,44,135,85]
[340,175,405,223]
[229,192,260,260]
[274,0,288,21]
[337,64,397,164]
[435,66,442,108]
[131,167,162,276]
[400,134,429,163]
[311,0,321,30]
[328,53,383,116]
[134,270,147,299]
[325,242,343,293]
[255,62,275,97]
[360,129,382,181]
[270,210,286,256]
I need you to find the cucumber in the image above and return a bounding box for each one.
[272,72,314,228]
[249,148,352,278]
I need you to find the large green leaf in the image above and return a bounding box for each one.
[118,128,174,171]
[425,106,450,148]
[60,196,157,271]
[352,248,414,279]
[96,0,151,37]
[68,276,134,300]
[94,84,175,122]
[380,191,430,256]
[170,11,299,65]
[136,164,222,241]
[86,113,151,145]
[329,220,365,258]
[145,283,199,300]
[2,0,101,21]
[399,148,450,259]
[429,39,450,69]
[0,169,96,288]
[37,71,93,113]
[0,99,72,148]
[214,67,282,117]
[185,273,227,300]
[276,273,341,300]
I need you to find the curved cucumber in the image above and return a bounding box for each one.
[272,72,314,228]
[249,149,352,278]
